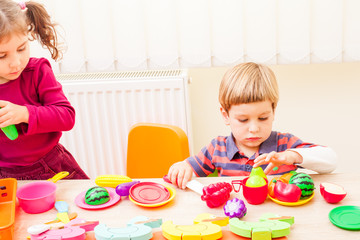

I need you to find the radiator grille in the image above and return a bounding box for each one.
[58,70,192,178]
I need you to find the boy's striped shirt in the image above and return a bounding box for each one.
[186,131,317,177]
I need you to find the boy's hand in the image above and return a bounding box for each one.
[0,100,29,128]
[167,161,193,189]
[253,150,303,174]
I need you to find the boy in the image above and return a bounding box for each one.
[168,62,337,189]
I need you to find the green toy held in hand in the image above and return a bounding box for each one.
[0,107,18,140]
[1,125,18,140]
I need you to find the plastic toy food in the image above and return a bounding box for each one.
[95,175,132,188]
[268,177,279,198]
[29,218,99,240]
[223,198,247,218]
[193,213,229,226]
[246,167,267,187]
[0,124,18,140]
[274,180,302,202]
[201,182,232,208]
[85,186,110,205]
[249,167,267,180]
[289,173,314,199]
[229,217,292,239]
[162,221,222,240]
[0,107,18,140]
[116,181,140,197]
[278,171,296,183]
[95,216,160,240]
[320,182,347,203]
[245,175,266,187]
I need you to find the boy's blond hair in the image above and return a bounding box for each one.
[219,62,279,112]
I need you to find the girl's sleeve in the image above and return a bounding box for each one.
[25,60,75,134]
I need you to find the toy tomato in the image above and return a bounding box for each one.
[274,181,302,202]
[201,182,232,208]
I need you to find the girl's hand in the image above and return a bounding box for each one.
[253,150,303,174]
[167,161,193,189]
[0,100,29,128]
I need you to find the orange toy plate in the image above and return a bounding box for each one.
[129,185,176,208]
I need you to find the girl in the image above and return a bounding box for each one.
[0,0,89,179]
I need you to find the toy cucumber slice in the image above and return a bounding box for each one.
[1,124,18,140]
[0,107,18,140]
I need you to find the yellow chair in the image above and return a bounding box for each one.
[126,123,190,178]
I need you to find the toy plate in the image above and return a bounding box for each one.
[268,193,314,206]
[129,182,170,204]
[129,185,176,208]
[75,187,120,210]
[329,205,360,230]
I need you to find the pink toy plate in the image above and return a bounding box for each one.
[129,182,170,204]
[75,187,120,210]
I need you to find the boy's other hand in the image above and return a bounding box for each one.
[167,161,193,189]
[253,150,303,174]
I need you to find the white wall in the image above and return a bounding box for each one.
[188,63,360,174]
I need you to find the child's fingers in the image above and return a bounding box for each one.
[168,166,179,186]
[182,170,192,189]
[263,162,275,175]
[177,171,186,190]
[0,100,8,108]
[253,154,268,167]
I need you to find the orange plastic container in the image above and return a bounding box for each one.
[0,178,17,240]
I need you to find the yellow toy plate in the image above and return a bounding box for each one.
[129,184,176,207]
[268,193,314,206]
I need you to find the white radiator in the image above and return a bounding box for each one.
[57,70,192,179]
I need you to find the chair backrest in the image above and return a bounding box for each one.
[126,123,190,178]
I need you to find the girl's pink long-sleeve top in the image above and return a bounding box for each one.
[0,58,75,167]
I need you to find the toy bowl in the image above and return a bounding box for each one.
[17,181,56,214]
[232,177,268,205]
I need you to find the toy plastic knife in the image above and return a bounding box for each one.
[55,201,70,223]
[163,175,204,195]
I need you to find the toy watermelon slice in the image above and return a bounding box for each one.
[85,186,110,205]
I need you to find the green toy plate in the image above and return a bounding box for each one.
[329,205,360,230]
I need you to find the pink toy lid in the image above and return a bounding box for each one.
[129,182,170,204]
[74,187,120,210]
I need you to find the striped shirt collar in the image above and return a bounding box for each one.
[226,131,278,160]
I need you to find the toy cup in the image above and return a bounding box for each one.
[232,177,268,205]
